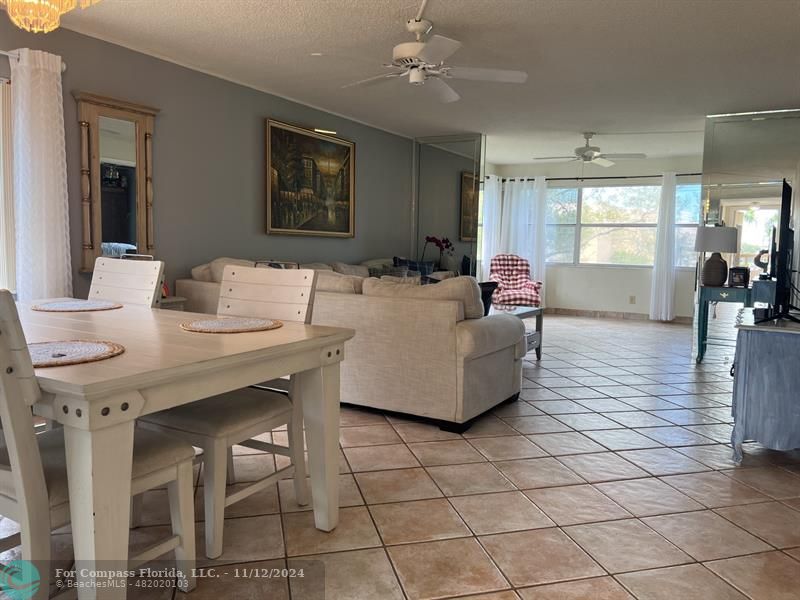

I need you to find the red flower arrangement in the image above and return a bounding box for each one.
[421,235,454,263]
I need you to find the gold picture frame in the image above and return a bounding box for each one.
[460,170,479,242]
[266,119,355,237]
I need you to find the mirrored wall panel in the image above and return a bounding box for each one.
[415,134,485,276]
[703,110,800,277]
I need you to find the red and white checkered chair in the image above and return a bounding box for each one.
[489,254,542,306]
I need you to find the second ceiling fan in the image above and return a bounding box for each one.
[534,132,647,167]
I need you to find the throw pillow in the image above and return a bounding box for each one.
[331,262,370,278]
[191,263,213,282]
[364,276,484,319]
[299,262,334,271]
[209,257,256,283]
[316,271,364,294]
[406,260,435,276]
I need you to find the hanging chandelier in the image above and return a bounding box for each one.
[1,0,102,34]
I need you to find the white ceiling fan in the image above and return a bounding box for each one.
[341,0,528,103]
[533,132,647,167]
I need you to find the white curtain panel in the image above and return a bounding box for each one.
[499,178,536,258]
[531,176,547,296]
[0,81,15,291]
[498,177,547,292]
[649,172,677,321]
[11,49,72,300]
[479,174,503,280]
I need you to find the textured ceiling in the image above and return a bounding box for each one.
[61,0,800,164]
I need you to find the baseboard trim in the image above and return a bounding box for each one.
[543,307,692,324]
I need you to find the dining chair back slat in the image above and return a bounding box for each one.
[0,290,50,559]
[217,266,317,324]
[89,257,165,307]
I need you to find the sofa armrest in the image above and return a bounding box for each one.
[456,314,525,361]
[175,279,220,314]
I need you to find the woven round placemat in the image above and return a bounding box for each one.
[31,299,123,312]
[179,317,283,334]
[29,340,126,368]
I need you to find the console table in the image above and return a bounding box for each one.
[490,304,543,360]
[732,313,800,463]
[696,285,752,363]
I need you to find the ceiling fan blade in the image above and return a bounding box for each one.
[600,153,647,159]
[446,66,528,83]
[341,71,405,89]
[591,157,615,168]
[417,34,462,64]
[532,156,578,161]
[425,77,460,103]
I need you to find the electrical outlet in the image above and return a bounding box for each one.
[629,295,636,305]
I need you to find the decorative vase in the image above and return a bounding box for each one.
[440,253,458,273]
[702,252,728,286]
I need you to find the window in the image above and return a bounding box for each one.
[545,188,577,263]
[0,80,13,291]
[579,185,659,265]
[545,181,702,267]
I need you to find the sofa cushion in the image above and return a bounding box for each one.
[316,270,364,294]
[191,263,213,282]
[331,262,370,278]
[380,274,421,285]
[300,262,334,271]
[363,276,484,319]
[209,257,255,283]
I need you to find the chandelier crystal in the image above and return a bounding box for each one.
[1,0,102,34]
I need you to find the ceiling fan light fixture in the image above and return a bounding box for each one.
[1,0,102,34]
[409,67,426,85]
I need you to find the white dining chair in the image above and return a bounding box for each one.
[89,257,165,307]
[0,290,197,595]
[140,265,317,559]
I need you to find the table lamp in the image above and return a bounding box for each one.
[694,226,739,286]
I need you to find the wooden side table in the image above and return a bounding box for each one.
[696,285,752,363]
[159,296,187,311]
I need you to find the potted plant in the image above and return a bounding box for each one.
[421,235,455,270]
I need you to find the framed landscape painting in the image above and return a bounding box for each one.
[460,170,479,241]
[266,119,355,237]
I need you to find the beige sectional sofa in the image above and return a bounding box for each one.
[176,257,526,428]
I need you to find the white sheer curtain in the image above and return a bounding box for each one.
[498,177,547,287]
[649,172,677,321]
[499,178,535,257]
[479,174,503,280]
[0,81,14,291]
[11,49,72,300]
[530,177,547,295]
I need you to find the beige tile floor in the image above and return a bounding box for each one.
[13,314,800,599]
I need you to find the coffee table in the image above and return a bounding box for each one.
[489,304,543,360]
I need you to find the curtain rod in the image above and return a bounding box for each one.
[0,49,67,72]
[488,172,702,182]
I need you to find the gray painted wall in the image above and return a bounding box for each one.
[417,143,477,267]
[0,20,413,296]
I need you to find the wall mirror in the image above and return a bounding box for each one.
[702,110,800,275]
[414,133,486,276]
[74,92,159,271]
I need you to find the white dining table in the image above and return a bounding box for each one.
[19,303,354,599]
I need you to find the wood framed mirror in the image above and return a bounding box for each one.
[74,92,159,272]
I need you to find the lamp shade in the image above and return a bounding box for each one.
[694,226,739,253]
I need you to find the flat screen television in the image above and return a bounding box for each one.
[762,179,798,322]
